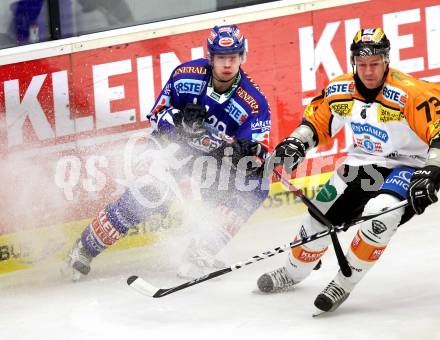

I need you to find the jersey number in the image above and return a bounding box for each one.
[416,96,440,122]
[207,115,227,134]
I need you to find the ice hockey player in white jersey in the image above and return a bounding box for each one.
[257,28,440,314]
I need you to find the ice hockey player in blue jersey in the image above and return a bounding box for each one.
[64,24,271,280]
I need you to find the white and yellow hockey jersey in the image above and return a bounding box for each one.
[303,68,440,168]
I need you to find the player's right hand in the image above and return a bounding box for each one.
[174,103,208,137]
[269,136,306,173]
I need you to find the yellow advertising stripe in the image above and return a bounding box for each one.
[0,218,159,275]
[250,171,334,221]
[269,171,333,195]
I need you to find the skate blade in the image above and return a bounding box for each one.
[60,262,83,282]
[312,309,327,317]
[71,269,82,282]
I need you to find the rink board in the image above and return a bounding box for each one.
[1,0,439,235]
[1,0,439,275]
[0,171,332,275]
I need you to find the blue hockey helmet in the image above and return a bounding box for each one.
[207,25,246,56]
[350,28,390,65]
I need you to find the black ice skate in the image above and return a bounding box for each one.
[64,239,93,281]
[257,266,298,293]
[313,280,350,314]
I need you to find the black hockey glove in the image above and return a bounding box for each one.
[174,103,208,138]
[269,136,306,173]
[210,139,265,176]
[231,139,265,169]
[408,165,440,215]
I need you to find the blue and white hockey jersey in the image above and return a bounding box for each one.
[148,58,271,154]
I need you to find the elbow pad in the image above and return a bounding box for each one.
[290,124,317,151]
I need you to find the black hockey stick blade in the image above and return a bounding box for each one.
[329,230,352,277]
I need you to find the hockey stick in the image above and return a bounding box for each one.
[207,123,350,276]
[127,199,408,298]
[272,168,352,277]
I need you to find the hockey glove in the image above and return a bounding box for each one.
[174,103,208,138]
[269,136,306,173]
[148,107,181,135]
[408,165,440,214]
[210,139,266,176]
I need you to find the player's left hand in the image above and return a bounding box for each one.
[210,139,266,176]
[408,165,440,214]
[231,139,266,176]
[231,138,264,162]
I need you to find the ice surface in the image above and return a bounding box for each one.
[1,205,439,340]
